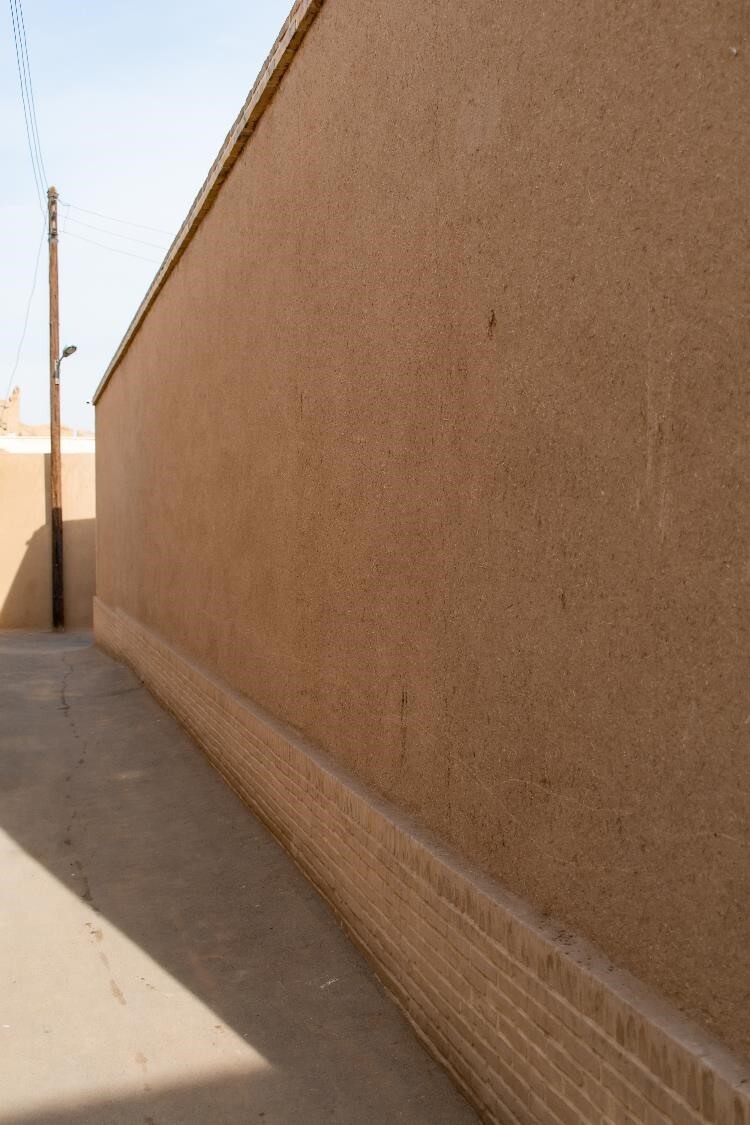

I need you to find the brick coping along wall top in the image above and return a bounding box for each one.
[92,0,325,407]
[94,598,750,1125]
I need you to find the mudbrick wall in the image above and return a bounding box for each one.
[94,0,750,1119]
[95,600,750,1125]
[0,450,95,628]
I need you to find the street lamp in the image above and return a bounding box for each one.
[54,344,77,385]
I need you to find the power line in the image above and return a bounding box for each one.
[9,0,48,204]
[61,200,175,237]
[64,215,169,251]
[0,216,47,432]
[8,0,42,206]
[8,0,46,213]
[15,0,48,187]
[63,229,163,264]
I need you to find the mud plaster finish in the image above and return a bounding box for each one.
[95,0,750,1056]
[1,452,95,628]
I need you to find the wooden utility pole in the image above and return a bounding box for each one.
[48,185,64,630]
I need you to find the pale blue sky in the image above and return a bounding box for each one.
[1,0,293,431]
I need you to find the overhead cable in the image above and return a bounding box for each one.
[15,0,48,185]
[63,215,169,251]
[63,229,163,265]
[61,200,175,238]
[8,0,47,213]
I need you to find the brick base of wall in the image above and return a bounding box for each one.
[94,598,749,1125]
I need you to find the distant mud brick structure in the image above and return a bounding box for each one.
[93,2,750,1121]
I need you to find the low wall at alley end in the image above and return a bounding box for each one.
[94,1,750,1121]
[0,447,95,629]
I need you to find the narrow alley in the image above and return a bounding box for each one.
[0,632,478,1125]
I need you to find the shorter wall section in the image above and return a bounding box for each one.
[95,598,750,1125]
[1,447,95,628]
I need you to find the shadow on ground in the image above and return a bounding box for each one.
[0,632,476,1125]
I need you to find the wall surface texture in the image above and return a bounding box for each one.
[95,598,750,1125]
[95,0,749,1085]
[1,451,95,628]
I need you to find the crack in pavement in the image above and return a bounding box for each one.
[59,650,99,914]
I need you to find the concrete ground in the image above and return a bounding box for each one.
[0,632,478,1125]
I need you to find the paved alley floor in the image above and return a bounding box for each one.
[0,632,478,1125]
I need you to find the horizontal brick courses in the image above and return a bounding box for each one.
[95,598,750,1125]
